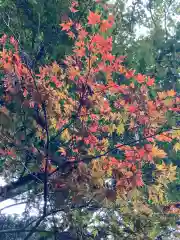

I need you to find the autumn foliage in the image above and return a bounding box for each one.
[0,1,179,211]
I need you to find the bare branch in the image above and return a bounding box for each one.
[23,216,45,240]
[23,199,94,240]
[42,102,50,216]
[0,229,54,234]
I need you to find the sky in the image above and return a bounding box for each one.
[0,178,27,215]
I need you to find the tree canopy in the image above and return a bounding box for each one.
[0,0,179,239]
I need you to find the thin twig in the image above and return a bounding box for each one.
[67,125,173,165]
[23,216,45,240]
[50,119,75,142]
[42,102,50,216]
[0,229,55,234]
[0,13,20,43]
[147,0,157,28]
[23,199,95,240]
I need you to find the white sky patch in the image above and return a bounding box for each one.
[0,177,38,215]
[0,199,26,215]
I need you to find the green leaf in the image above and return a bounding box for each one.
[92,229,98,237]
[39,231,52,237]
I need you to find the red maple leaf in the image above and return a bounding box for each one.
[51,76,62,88]
[89,123,98,133]
[88,11,101,25]
[125,70,135,79]
[71,1,78,7]
[102,53,115,62]
[60,19,73,31]
[135,171,144,187]
[23,89,28,97]
[170,107,180,112]
[135,73,145,84]
[74,47,86,58]
[70,7,79,13]
[128,105,137,113]
[138,148,146,158]
[75,23,82,31]
[70,0,78,12]
[147,76,155,86]
[10,36,18,51]
[78,29,88,40]
[0,34,7,45]
[67,31,75,39]
[100,19,112,32]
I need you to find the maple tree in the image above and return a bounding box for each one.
[0,0,179,239]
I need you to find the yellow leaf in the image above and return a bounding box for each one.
[163,98,173,107]
[173,142,180,152]
[88,148,96,155]
[61,129,71,141]
[156,162,166,171]
[157,91,167,100]
[169,163,177,172]
[91,170,104,179]
[116,123,125,135]
[137,202,153,216]
[167,164,177,182]
[108,124,116,134]
[116,113,124,121]
[156,163,177,183]
[57,91,66,99]
[50,118,57,129]
[106,167,112,177]
[168,173,177,182]
[52,62,61,74]
[101,138,109,147]
[121,112,128,122]
[152,145,167,159]
[148,185,165,204]
[91,160,100,171]
[58,147,66,155]
[172,130,180,139]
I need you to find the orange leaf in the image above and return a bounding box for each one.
[158,91,167,100]
[151,145,167,159]
[125,171,134,178]
[167,89,176,97]
[156,134,172,142]
[100,19,112,32]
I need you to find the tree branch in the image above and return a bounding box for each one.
[0,125,174,202]
[42,102,50,216]
[23,199,94,240]
[80,125,173,164]
[23,216,45,240]
[0,229,54,234]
